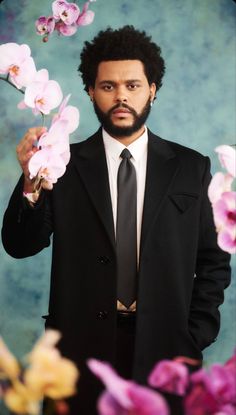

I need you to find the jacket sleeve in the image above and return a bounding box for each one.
[1,175,53,259]
[188,156,231,350]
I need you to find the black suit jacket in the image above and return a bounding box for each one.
[1,129,231,414]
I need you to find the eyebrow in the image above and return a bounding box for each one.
[98,79,142,86]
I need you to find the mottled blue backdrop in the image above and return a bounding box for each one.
[0,0,235,378]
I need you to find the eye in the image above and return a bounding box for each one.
[127,83,140,90]
[102,84,114,91]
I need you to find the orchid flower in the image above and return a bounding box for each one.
[148,359,189,396]
[24,330,79,400]
[52,0,80,25]
[28,119,70,188]
[184,363,236,415]
[215,145,236,178]
[208,173,234,204]
[35,16,55,36]
[0,337,20,380]
[35,0,96,41]
[88,359,169,415]
[55,20,78,36]
[0,43,36,89]
[77,1,95,26]
[52,94,80,133]
[24,68,63,115]
[212,192,236,254]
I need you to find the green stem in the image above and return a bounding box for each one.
[0,76,25,94]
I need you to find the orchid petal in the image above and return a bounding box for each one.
[215,145,236,178]
[87,359,132,408]
[218,229,236,254]
[77,10,95,26]
[208,173,234,204]
[148,359,189,396]
[55,21,78,36]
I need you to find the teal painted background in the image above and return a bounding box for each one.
[0,0,235,383]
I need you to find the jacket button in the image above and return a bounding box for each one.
[97,311,108,320]
[97,256,110,264]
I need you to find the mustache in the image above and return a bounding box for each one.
[108,103,137,116]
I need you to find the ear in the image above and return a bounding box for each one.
[88,86,94,102]
[150,83,156,102]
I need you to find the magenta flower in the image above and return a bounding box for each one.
[87,359,169,415]
[35,16,55,36]
[184,369,219,415]
[215,145,236,178]
[0,43,36,89]
[148,359,189,396]
[208,364,236,406]
[52,94,80,133]
[212,192,236,254]
[24,69,63,115]
[76,1,95,26]
[52,0,80,25]
[55,21,78,36]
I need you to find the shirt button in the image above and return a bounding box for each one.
[97,256,110,264]
[97,311,108,320]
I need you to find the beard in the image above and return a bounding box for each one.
[93,96,152,137]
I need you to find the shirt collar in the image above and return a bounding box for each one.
[102,127,148,162]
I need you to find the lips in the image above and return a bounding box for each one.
[112,109,131,114]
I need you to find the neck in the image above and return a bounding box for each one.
[108,126,146,146]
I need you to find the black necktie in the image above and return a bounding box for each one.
[116,148,137,308]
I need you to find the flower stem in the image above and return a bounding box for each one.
[0,76,25,94]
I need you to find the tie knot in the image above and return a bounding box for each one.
[120,148,132,160]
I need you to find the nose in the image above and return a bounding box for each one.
[115,86,127,103]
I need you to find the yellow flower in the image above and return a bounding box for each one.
[0,337,20,380]
[4,379,40,415]
[24,330,79,399]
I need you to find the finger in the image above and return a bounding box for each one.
[17,127,47,154]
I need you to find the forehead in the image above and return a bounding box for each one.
[96,60,147,82]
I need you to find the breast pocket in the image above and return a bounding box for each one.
[168,192,199,214]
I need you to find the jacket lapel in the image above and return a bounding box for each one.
[140,131,179,255]
[73,129,116,250]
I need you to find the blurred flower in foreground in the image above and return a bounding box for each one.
[208,145,236,254]
[88,358,169,415]
[0,330,79,415]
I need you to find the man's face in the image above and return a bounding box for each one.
[89,60,156,139]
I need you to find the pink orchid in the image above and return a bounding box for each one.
[55,21,78,36]
[87,359,169,415]
[76,1,95,26]
[28,148,67,189]
[148,359,189,396]
[52,1,80,25]
[212,192,236,254]
[35,16,55,36]
[208,173,234,204]
[215,145,236,178]
[28,119,70,187]
[0,43,36,89]
[24,69,63,115]
[52,95,80,133]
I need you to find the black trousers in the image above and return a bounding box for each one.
[115,311,184,415]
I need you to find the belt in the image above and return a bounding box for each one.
[117,310,136,323]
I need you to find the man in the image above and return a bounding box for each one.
[1,26,231,415]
